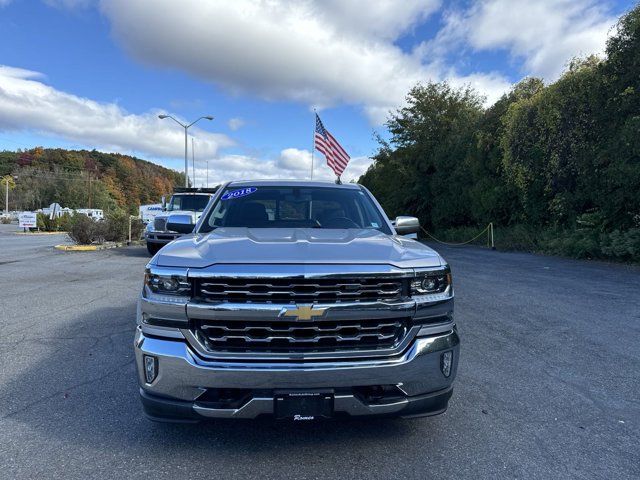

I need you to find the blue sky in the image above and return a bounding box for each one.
[0,0,635,183]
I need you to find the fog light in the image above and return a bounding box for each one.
[441,351,453,377]
[143,355,157,383]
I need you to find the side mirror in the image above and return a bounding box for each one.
[161,196,167,211]
[166,214,195,234]
[394,216,420,236]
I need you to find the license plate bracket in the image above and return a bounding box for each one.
[274,390,334,420]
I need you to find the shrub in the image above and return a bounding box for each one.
[600,229,640,261]
[37,212,60,231]
[58,213,72,232]
[35,212,73,232]
[68,214,99,245]
[130,218,144,241]
[0,216,11,224]
[103,210,128,242]
[426,224,640,263]
[69,211,144,243]
[101,211,143,242]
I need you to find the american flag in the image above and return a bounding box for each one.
[314,113,350,177]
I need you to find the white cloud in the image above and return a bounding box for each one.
[278,148,310,171]
[0,65,233,159]
[100,0,510,124]
[191,149,374,187]
[0,65,373,183]
[227,117,245,131]
[315,0,441,40]
[0,0,13,6]
[430,0,616,81]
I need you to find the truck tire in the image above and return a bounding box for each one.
[146,242,161,256]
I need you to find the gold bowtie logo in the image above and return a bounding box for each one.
[280,304,327,321]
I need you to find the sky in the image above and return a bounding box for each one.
[0,0,636,185]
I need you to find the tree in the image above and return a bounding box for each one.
[361,82,484,228]
[359,4,640,261]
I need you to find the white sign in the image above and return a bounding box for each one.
[19,212,37,229]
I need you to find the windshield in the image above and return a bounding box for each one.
[168,194,210,212]
[200,186,391,233]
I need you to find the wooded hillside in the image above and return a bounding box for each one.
[360,6,640,262]
[0,148,185,214]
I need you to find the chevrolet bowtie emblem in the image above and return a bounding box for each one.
[280,304,327,321]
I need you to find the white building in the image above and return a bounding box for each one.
[75,208,104,220]
[37,203,104,220]
[38,203,73,218]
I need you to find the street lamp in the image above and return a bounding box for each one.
[158,114,214,187]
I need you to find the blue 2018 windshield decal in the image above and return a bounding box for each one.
[221,187,257,201]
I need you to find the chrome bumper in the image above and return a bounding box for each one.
[144,231,181,244]
[134,326,460,420]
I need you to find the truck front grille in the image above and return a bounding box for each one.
[195,278,404,303]
[154,217,167,231]
[193,317,409,353]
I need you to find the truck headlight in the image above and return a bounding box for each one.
[410,267,452,302]
[144,267,190,296]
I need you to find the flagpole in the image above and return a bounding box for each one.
[310,109,316,181]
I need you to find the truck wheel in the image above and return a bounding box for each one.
[146,243,161,256]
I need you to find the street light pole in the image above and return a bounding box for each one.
[184,125,188,187]
[158,114,214,187]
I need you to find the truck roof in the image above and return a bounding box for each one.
[226,180,362,189]
[173,187,219,194]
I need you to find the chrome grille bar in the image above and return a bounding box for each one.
[196,277,404,303]
[193,317,409,353]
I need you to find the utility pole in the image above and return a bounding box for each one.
[158,114,214,187]
[311,109,316,181]
[206,159,209,188]
[87,171,92,209]
[192,138,196,187]
[2,175,15,215]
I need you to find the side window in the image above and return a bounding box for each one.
[209,201,227,227]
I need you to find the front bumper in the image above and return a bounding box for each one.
[144,231,182,245]
[134,327,460,421]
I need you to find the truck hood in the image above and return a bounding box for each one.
[154,228,443,269]
[154,210,205,221]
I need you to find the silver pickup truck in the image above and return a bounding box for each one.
[135,180,459,422]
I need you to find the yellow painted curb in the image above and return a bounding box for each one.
[55,244,97,251]
[54,240,144,252]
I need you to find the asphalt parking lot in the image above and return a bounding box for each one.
[1,223,639,479]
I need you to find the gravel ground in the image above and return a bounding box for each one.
[1,223,639,479]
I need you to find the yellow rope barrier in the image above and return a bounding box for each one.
[420,223,495,248]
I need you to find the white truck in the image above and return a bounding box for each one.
[143,187,218,255]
